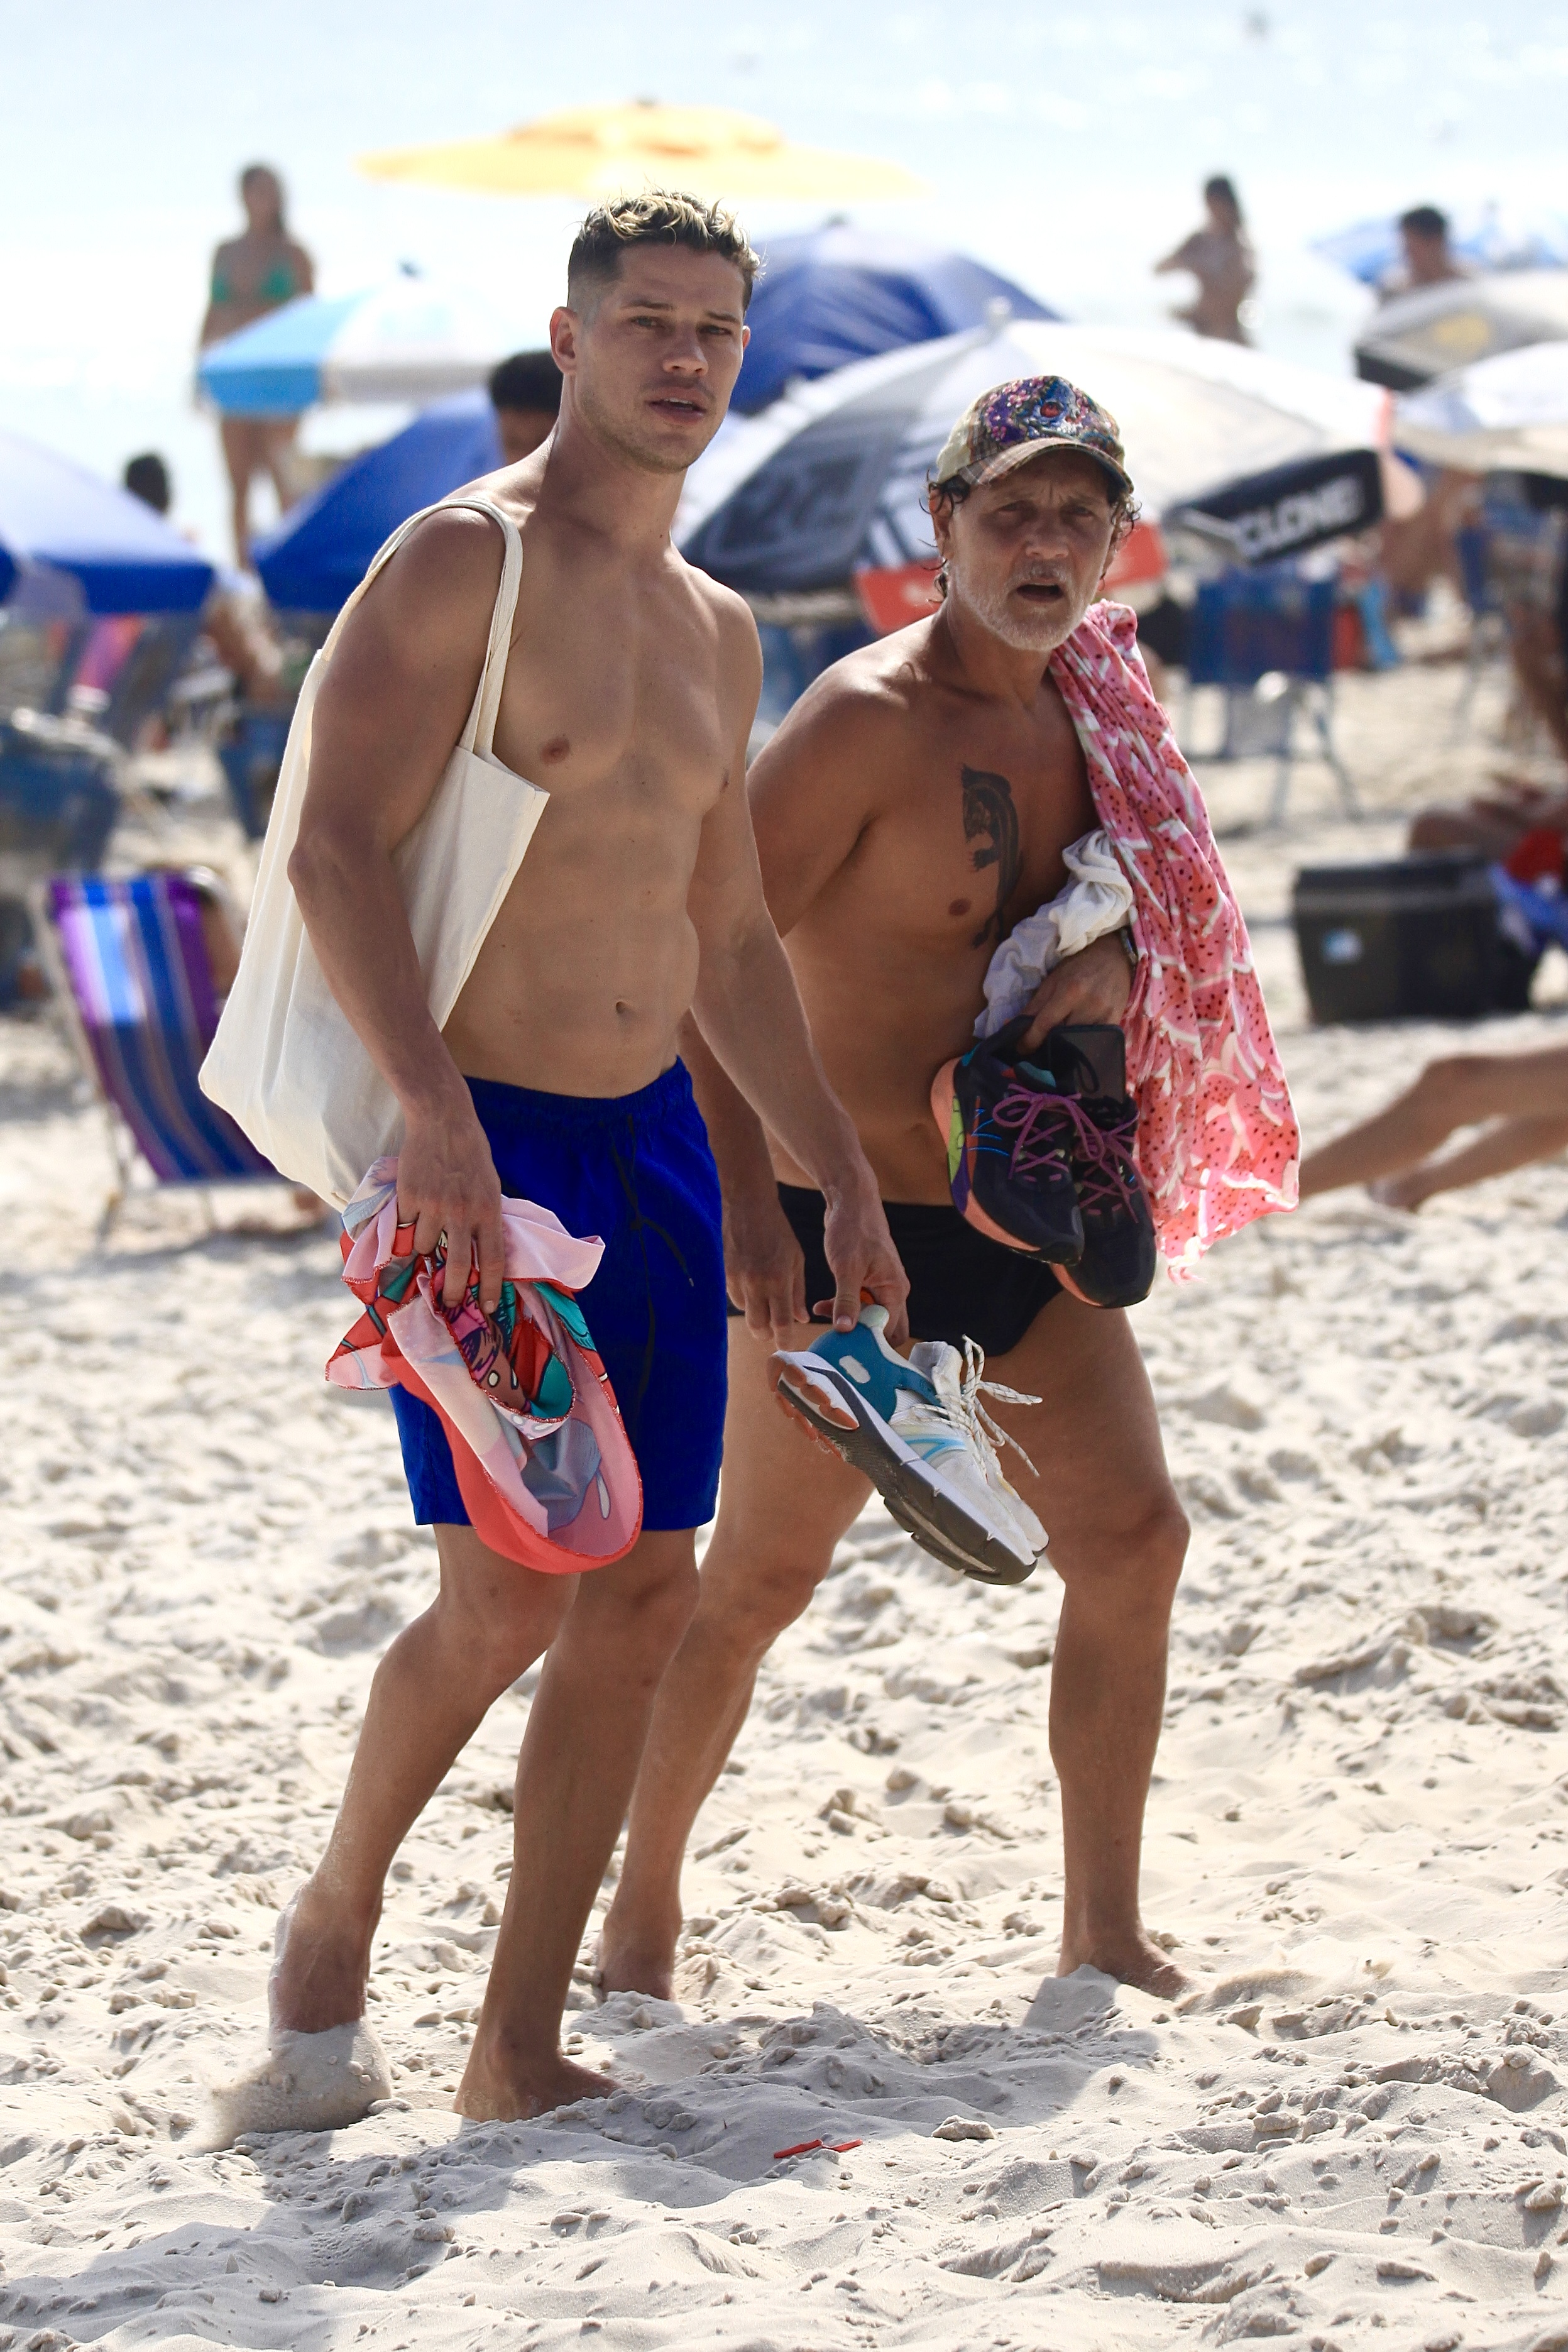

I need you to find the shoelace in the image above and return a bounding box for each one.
[992,1082,1141,1219]
[1068,1109,1143,1220]
[987,1081,1078,1180]
[946,1335,1043,1485]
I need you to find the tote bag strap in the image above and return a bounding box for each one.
[452,497,524,759]
[317,495,524,759]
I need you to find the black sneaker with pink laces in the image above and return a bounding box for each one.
[1040,1025,1158,1309]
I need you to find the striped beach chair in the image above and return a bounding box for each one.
[33,869,275,1233]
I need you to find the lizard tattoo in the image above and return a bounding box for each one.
[960,764,1022,949]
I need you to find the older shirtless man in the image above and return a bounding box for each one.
[270,193,905,2123]
[602,380,1192,2001]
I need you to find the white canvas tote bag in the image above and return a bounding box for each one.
[200,496,548,1207]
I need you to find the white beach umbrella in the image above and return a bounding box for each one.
[1354,272,1568,393]
[1395,341,1568,479]
[678,321,1393,592]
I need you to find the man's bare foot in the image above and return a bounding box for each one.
[454,2035,616,2121]
[594,1904,679,2001]
[270,1878,376,2035]
[1368,1172,1427,1211]
[1058,1927,1190,2001]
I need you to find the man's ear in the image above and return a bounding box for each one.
[549,305,579,376]
[928,487,954,566]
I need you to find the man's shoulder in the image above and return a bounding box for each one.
[798,626,933,734]
[364,504,507,642]
[678,559,759,642]
[757,629,931,789]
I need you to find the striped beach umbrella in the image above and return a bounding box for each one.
[197,274,523,417]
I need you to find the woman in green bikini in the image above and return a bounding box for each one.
[199,164,314,566]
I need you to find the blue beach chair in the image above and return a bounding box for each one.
[33,868,275,1234]
[1187,568,1357,826]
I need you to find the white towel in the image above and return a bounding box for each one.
[975,828,1133,1039]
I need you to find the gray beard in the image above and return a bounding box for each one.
[948,568,1090,655]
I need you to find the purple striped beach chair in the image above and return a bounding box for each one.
[34,869,275,1233]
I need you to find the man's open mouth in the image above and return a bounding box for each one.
[1014,580,1066,604]
[649,394,708,419]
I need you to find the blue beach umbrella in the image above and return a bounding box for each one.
[735,224,1058,415]
[0,431,214,614]
[253,391,503,611]
[198,274,521,416]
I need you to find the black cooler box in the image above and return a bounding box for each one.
[1293,854,1532,1024]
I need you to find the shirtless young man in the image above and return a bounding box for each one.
[601,379,1192,2003]
[269,193,906,2123]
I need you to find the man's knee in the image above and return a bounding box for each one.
[708,1550,826,1657]
[1116,1492,1188,1603]
[432,1547,571,1693]
[579,1551,701,1673]
[1059,1490,1187,1610]
[1420,1053,1486,1117]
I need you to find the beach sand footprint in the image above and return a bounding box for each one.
[204,1891,392,2147]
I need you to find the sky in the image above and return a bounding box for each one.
[3,0,1566,555]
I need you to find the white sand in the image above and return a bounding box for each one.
[4,660,1568,2350]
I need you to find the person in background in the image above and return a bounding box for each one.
[199,165,314,568]
[488,349,562,464]
[1154,175,1255,344]
[1299,1044,1568,1212]
[123,453,172,515]
[1408,481,1568,856]
[1379,205,1471,302]
[118,451,287,711]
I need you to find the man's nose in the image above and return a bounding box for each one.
[662,329,708,376]
[1021,519,1071,562]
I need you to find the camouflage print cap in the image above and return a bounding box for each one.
[931,375,1133,499]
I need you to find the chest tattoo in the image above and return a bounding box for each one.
[960,764,1022,948]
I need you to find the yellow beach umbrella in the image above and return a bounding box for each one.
[358,101,926,202]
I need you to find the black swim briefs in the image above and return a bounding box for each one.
[726,1184,1061,1358]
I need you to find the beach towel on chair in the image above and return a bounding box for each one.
[326,1158,642,1571]
[1049,600,1300,1277]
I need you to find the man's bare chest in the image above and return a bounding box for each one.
[489,598,730,818]
[846,710,1097,955]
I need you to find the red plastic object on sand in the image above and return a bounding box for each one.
[1505,827,1566,887]
[855,561,940,635]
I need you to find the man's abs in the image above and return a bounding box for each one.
[442,787,705,1099]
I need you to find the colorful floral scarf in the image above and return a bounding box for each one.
[327,1159,642,1570]
[1050,600,1299,1275]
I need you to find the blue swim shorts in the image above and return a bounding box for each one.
[388,1062,728,1538]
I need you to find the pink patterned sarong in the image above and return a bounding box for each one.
[1050,600,1299,1276]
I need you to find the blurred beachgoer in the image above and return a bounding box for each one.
[1300,1043,1568,1211]
[123,452,172,514]
[199,165,314,568]
[1408,490,1568,852]
[488,349,562,464]
[1378,204,1471,303]
[1378,464,1479,613]
[116,451,287,712]
[1154,175,1255,344]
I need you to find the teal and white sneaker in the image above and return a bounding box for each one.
[770,1305,1046,1586]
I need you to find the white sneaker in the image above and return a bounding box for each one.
[771,1305,1046,1585]
[906,1336,1048,1562]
